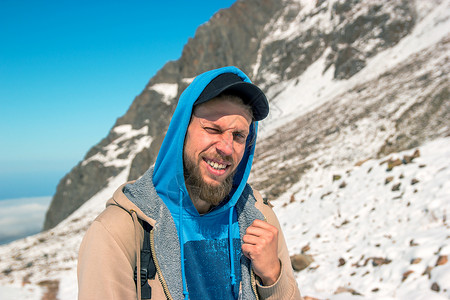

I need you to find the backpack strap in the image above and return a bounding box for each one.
[134,221,156,299]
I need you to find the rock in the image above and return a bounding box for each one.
[403,149,420,163]
[38,280,59,300]
[22,273,32,286]
[128,133,164,181]
[333,46,366,79]
[333,174,342,181]
[431,282,440,292]
[334,286,362,296]
[321,191,332,199]
[385,176,394,184]
[340,219,350,227]
[301,244,310,253]
[43,161,123,230]
[355,158,369,166]
[392,183,401,191]
[422,266,433,279]
[411,178,420,185]
[290,194,296,203]
[291,254,314,271]
[402,270,414,281]
[372,257,392,266]
[339,181,347,188]
[410,239,419,246]
[364,257,392,267]
[386,158,402,171]
[338,258,346,267]
[2,267,12,276]
[410,258,422,264]
[436,255,448,266]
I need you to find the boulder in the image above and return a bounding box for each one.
[291,254,314,271]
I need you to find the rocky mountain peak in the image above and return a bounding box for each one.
[43,0,447,250]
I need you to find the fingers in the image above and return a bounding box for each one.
[242,219,278,257]
[248,219,276,231]
[242,233,261,245]
[244,220,278,242]
[241,219,281,285]
[241,244,253,260]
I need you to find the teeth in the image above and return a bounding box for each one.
[207,160,227,170]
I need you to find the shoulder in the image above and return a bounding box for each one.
[96,204,135,236]
[78,204,141,299]
[249,187,280,227]
[251,188,273,207]
[86,203,142,261]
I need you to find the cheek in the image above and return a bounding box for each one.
[185,131,211,159]
[233,145,247,164]
[184,130,197,162]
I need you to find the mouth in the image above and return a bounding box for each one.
[205,159,228,170]
[203,157,232,176]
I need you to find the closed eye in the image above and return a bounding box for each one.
[204,127,221,134]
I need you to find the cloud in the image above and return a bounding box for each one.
[0,197,51,245]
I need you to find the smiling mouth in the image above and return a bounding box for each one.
[204,158,230,171]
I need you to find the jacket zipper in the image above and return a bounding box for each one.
[150,229,173,300]
[250,268,259,300]
[250,214,265,300]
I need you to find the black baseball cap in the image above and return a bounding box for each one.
[194,73,269,121]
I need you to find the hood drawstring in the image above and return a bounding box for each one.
[179,189,189,300]
[178,189,238,299]
[131,210,142,300]
[228,206,238,296]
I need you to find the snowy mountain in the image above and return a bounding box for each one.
[1,0,449,299]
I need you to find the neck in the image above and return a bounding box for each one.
[190,195,214,214]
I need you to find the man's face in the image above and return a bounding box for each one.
[183,98,252,205]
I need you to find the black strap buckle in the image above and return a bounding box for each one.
[134,267,148,286]
[134,267,152,299]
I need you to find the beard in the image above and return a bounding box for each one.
[183,152,236,206]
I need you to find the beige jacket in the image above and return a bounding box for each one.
[77,183,302,300]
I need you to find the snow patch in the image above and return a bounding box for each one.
[274,137,450,299]
[83,125,152,168]
[148,83,178,105]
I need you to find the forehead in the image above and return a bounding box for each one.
[193,98,252,125]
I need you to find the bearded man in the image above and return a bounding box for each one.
[77,66,302,300]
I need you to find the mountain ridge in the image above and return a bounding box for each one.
[43,0,436,230]
[43,0,285,230]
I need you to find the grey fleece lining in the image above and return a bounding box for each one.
[124,167,184,299]
[235,184,265,300]
[124,167,264,299]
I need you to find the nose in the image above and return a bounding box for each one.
[216,132,233,157]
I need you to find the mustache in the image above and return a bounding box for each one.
[201,153,233,164]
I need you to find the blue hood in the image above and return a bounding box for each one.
[152,66,259,218]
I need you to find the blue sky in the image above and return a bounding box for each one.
[0,0,236,200]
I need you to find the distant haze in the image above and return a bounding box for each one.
[0,197,52,244]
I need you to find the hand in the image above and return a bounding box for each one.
[242,219,281,285]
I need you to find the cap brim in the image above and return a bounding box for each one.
[195,80,269,121]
